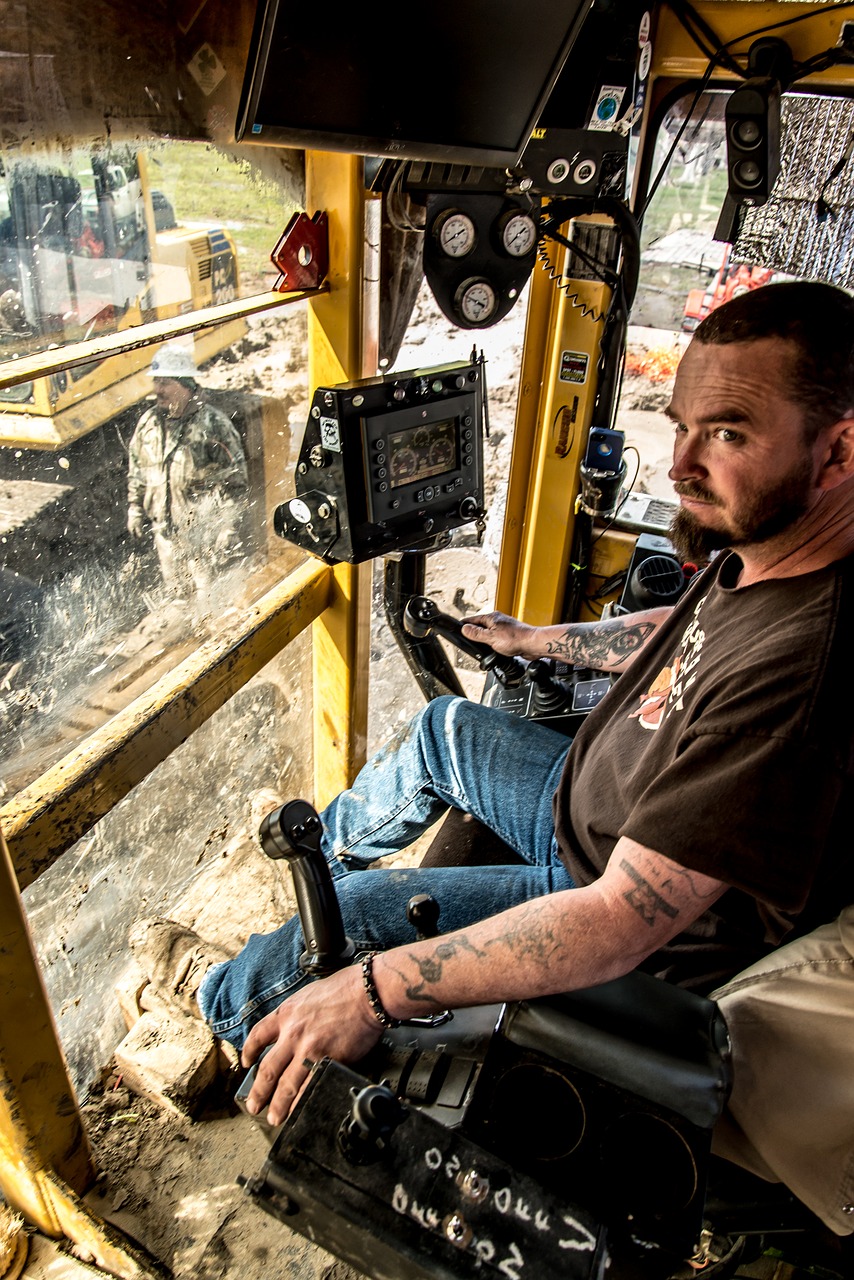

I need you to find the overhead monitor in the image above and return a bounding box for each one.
[236,1,595,167]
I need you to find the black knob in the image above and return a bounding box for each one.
[459,496,479,521]
[259,800,355,977]
[339,1085,408,1165]
[407,894,441,939]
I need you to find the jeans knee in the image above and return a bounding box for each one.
[417,694,491,741]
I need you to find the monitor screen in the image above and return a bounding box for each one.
[236,0,594,167]
[387,417,459,489]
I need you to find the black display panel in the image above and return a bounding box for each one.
[236,0,594,167]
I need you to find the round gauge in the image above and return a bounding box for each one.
[498,210,537,258]
[434,209,476,258]
[391,447,417,481]
[430,439,454,468]
[454,278,498,326]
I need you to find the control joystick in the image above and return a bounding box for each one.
[526,658,576,717]
[259,799,355,976]
[403,596,526,687]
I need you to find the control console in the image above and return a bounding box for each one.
[274,361,486,564]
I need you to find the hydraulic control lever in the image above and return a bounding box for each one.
[259,799,355,977]
[403,596,526,687]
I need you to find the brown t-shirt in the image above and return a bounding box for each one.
[553,551,854,993]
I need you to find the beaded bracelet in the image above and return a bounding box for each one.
[360,951,453,1031]
[361,951,400,1028]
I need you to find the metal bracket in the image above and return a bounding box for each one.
[271,211,330,291]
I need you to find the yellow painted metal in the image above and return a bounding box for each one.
[495,252,554,617]
[0,828,93,1204]
[651,2,854,86]
[1,558,333,890]
[0,287,322,394]
[577,528,637,623]
[305,151,372,807]
[496,233,612,626]
[0,829,162,1276]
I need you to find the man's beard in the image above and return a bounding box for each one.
[669,466,813,563]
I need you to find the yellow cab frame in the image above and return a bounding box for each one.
[2,3,854,1273]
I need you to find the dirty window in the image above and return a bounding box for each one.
[0,141,293,370]
[0,142,310,802]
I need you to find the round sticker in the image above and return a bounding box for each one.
[639,42,652,81]
[597,96,619,123]
[639,11,651,44]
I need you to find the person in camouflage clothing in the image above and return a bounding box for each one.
[128,345,248,596]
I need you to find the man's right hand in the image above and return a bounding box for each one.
[461,612,539,659]
[127,507,146,539]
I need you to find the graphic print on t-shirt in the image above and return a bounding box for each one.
[629,592,709,731]
[629,657,680,730]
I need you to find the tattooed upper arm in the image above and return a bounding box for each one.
[605,839,727,944]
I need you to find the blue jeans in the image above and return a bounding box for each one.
[199,697,573,1048]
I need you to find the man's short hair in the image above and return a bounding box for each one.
[694,281,854,437]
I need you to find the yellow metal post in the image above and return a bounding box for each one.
[305,152,372,807]
[496,226,612,625]
[0,829,161,1277]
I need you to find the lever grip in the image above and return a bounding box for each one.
[259,799,355,976]
[403,596,525,687]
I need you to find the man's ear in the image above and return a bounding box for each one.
[817,414,854,490]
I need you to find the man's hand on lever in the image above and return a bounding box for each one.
[241,964,384,1126]
[462,607,674,673]
[242,837,725,1125]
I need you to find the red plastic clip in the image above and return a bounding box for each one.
[270,210,329,291]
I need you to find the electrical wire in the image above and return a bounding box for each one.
[590,445,642,548]
[640,0,854,225]
[385,161,425,234]
[817,125,854,220]
[536,243,609,322]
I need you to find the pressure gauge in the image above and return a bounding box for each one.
[454,278,498,326]
[498,210,538,258]
[434,209,476,258]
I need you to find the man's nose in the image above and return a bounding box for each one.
[669,432,707,482]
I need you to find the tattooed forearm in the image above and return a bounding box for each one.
[395,935,488,1007]
[545,619,658,670]
[483,899,568,966]
[620,858,679,927]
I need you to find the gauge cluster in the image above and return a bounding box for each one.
[423,193,539,330]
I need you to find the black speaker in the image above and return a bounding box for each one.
[619,532,689,613]
[724,76,781,204]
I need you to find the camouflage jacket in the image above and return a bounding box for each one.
[127,396,248,530]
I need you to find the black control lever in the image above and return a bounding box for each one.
[403,596,526,687]
[259,800,356,977]
[407,894,441,940]
[526,658,576,716]
[338,1084,409,1166]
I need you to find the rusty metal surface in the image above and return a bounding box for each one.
[1,559,333,889]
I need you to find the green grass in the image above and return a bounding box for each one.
[642,168,730,248]
[145,141,303,287]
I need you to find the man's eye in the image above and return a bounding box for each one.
[715,427,742,443]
